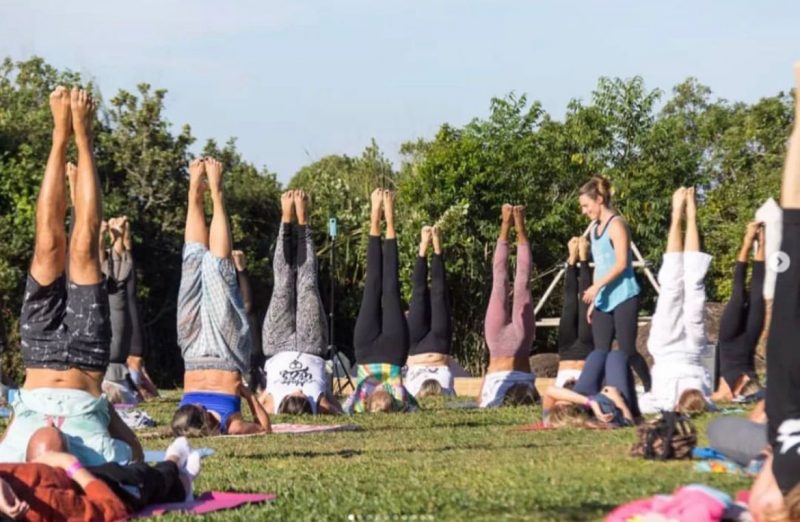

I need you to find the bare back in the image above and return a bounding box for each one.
[184,369,241,395]
[24,368,104,397]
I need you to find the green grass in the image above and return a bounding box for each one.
[3,393,752,521]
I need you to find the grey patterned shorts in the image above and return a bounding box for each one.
[20,273,111,371]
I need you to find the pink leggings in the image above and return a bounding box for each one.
[484,240,535,358]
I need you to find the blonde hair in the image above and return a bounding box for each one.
[416,379,443,399]
[676,389,706,416]
[366,389,394,413]
[548,404,591,428]
[579,176,613,208]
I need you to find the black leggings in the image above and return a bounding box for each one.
[591,295,651,392]
[766,209,800,493]
[558,263,593,361]
[237,268,264,388]
[87,461,186,511]
[407,254,452,356]
[126,256,146,358]
[353,236,409,367]
[718,261,765,388]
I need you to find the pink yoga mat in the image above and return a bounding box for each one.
[218,423,361,438]
[133,491,275,518]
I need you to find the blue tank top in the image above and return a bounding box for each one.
[179,391,241,434]
[591,216,640,313]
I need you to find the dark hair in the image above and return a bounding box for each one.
[278,395,313,415]
[562,379,577,391]
[502,383,539,406]
[579,176,613,207]
[171,404,215,437]
[416,379,444,399]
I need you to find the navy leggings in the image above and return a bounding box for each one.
[573,349,641,418]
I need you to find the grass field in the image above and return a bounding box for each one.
[0,392,753,521]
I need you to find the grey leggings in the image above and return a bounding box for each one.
[706,416,767,466]
[262,224,328,356]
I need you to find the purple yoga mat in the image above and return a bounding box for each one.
[132,491,275,518]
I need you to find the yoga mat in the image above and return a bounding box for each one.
[513,421,611,432]
[219,423,361,438]
[446,401,479,410]
[133,491,275,518]
[143,448,215,462]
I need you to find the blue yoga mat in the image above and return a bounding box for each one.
[144,447,215,462]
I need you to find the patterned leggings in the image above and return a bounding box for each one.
[262,224,328,356]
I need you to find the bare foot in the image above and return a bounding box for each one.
[50,86,72,141]
[513,205,527,244]
[382,190,396,235]
[578,236,590,262]
[500,204,513,242]
[419,226,432,257]
[567,237,579,265]
[294,190,307,225]
[370,188,383,236]
[756,225,766,261]
[69,88,94,146]
[281,191,294,224]
[66,162,77,207]
[188,159,207,201]
[204,157,224,195]
[232,250,246,271]
[672,187,687,215]
[685,187,697,220]
[431,225,442,255]
[745,221,762,244]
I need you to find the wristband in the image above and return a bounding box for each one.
[65,461,84,479]
[584,398,594,409]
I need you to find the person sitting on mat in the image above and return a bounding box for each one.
[478,204,538,408]
[404,225,456,398]
[258,190,341,415]
[0,86,142,465]
[344,189,416,413]
[555,236,593,388]
[0,427,200,521]
[542,349,640,428]
[638,187,715,415]
[712,221,767,402]
[170,157,271,436]
[749,62,800,522]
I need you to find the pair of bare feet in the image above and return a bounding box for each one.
[671,187,698,220]
[567,237,590,265]
[188,157,225,202]
[499,204,527,244]
[418,226,442,257]
[280,190,308,225]
[370,189,396,239]
[50,86,95,147]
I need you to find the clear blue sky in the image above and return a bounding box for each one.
[2,1,799,182]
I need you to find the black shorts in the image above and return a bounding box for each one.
[20,273,111,371]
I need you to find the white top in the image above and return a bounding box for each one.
[264,351,328,414]
[479,370,535,408]
[404,365,455,397]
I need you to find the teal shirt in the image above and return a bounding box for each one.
[591,216,640,312]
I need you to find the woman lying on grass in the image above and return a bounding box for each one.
[343,189,416,413]
[542,349,640,428]
[638,187,715,416]
[404,225,456,399]
[171,158,271,436]
[478,204,538,408]
[258,190,341,415]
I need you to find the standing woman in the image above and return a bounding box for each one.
[578,176,651,391]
